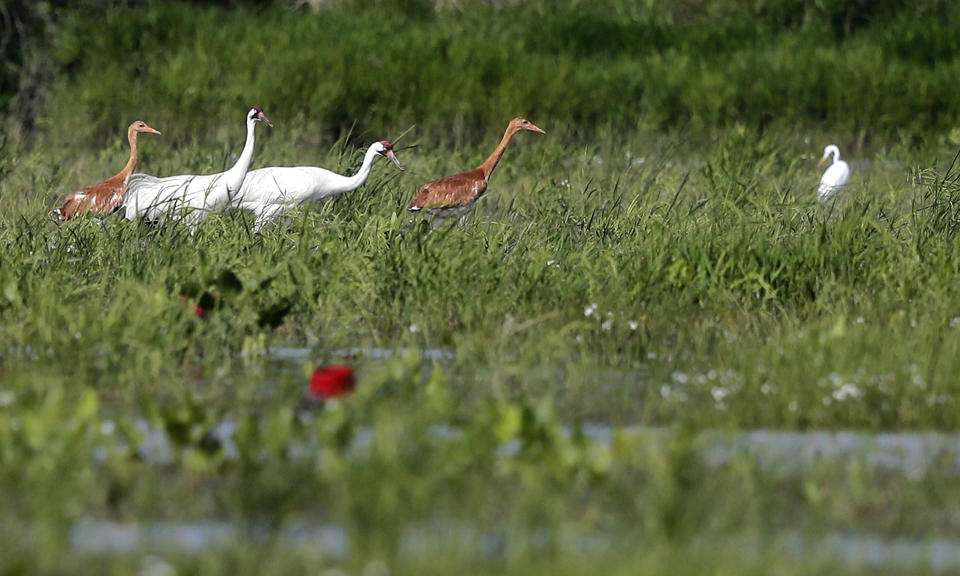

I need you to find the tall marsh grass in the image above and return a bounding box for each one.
[3,0,957,149]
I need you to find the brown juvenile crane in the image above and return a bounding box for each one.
[56,120,161,220]
[407,117,544,225]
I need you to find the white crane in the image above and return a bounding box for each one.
[817,144,851,202]
[122,106,272,223]
[234,141,404,229]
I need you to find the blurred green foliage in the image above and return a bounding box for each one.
[3,0,960,145]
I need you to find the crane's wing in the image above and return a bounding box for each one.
[57,177,124,220]
[408,171,487,211]
[124,173,223,220]
[56,190,86,220]
[239,167,342,205]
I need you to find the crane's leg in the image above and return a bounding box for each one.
[430,212,449,230]
[252,208,269,233]
[254,205,285,232]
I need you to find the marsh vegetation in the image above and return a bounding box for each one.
[3,1,960,573]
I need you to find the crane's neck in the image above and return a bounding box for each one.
[225,118,259,193]
[119,126,140,179]
[337,144,381,194]
[479,127,518,181]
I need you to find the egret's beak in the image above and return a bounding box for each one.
[258,111,273,127]
[817,155,827,168]
[526,122,546,134]
[385,149,404,171]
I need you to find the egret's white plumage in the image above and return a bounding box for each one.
[234,141,403,229]
[817,144,851,202]
[122,106,272,223]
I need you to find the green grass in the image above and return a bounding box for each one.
[7,0,960,147]
[4,0,960,573]
[4,125,960,572]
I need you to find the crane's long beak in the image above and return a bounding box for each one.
[143,125,161,135]
[817,156,826,168]
[527,122,546,134]
[385,150,404,171]
[258,111,273,127]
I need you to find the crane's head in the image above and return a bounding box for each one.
[818,144,840,167]
[129,120,161,136]
[510,117,545,135]
[376,140,404,171]
[248,106,273,127]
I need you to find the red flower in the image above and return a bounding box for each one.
[194,305,209,319]
[310,365,356,400]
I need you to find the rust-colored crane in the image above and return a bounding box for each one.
[408,117,544,225]
[56,120,161,220]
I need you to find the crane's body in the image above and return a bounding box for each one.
[408,117,544,226]
[56,121,161,220]
[817,144,851,202]
[235,141,403,229]
[122,106,271,223]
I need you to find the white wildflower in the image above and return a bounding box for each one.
[711,386,730,410]
[832,384,862,401]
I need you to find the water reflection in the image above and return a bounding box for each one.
[70,518,960,571]
[267,346,456,362]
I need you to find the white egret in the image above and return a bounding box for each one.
[817,144,851,202]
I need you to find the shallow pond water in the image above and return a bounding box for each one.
[69,518,960,572]
[130,410,960,477]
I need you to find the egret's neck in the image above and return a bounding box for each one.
[479,127,518,181]
[830,148,841,164]
[339,145,381,193]
[226,119,258,192]
[119,127,140,178]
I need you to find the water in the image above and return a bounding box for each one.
[69,518,960,571]
[267,346,456,362]
[76,348,960,569]
[131,415,960,477]
[698,429,960,476]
